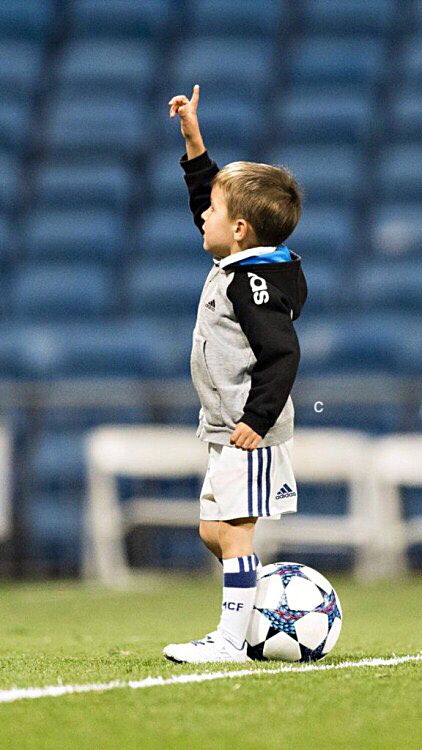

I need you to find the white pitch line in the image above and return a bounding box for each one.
[0,654,420,705]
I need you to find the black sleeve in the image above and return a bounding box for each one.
[179,150,220,235]
[226,271,300,439]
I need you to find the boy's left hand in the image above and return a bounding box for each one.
[230,422,262,451]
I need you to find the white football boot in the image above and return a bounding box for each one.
[163,628,249,664]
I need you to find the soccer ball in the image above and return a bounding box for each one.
[246,561,342,662]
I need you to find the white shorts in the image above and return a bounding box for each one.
[199,438,297,521]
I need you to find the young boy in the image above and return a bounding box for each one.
[163,84,307,663]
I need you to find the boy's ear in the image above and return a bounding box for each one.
[234,218,253,241]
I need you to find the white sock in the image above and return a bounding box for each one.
[254,553,263,575]
[217,554,258,650]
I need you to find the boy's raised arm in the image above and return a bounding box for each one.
[168,84,220,235]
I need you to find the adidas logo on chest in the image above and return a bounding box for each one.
[205,299,216,311]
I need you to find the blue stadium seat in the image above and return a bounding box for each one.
[27,492,82,571]
[0,42,43,99]
[171,38,275,101]
[0,214,11,264]
[353,259,422,310]
[377,145,422,200]
[15,317,195,379]
[274,88,374,145]
[301,0,396,35]
[414,0,422,29]
[31,431,86,489]
[127,261,207,316]
[23,209,123,261]
[267,145,362,204]
[190,0,287,36]
[290,37,385,90]
[401,35,422,83]
[147,146,250,206]
[10,264,114,320]
[294,399,403,435]
[288,205,355,261]
[47,94,149,156]
[0,1,54,41]
[371,204,422,257]
[295,313,412,375]
[390,85,422,141]
[0,100,30,150]
[41,404,151,432]
[72,0,174,39]
[59,40,156,97]
[298,261,344,311]
[137,207,206,262]
[36,162,132,211]
[0,153,20,209]
[183,97,259,150]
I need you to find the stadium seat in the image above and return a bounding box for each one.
[376,145,422,200]
[190,0,287,36]
[266,145,363,204]
[41,404,151,432]
[0,213,12,266]
[22,209,123,261]
[0,100,31,150]
[31,431,87,490]
[295,313,412,375]
[71,0,174,39]
[10,264,114,320]
[170,38,275,101]
[301,0,396,35]
[126,261,207,316]
[0,42,43,100]
[147,146,250,206]
[47,94,149,156]
[288,205,355,261]
[58,40,156,97]
[0,0,54,41]
[181,97,259,150]
[353,259,422,310]
[401,35,422,83]
[390,85,422,141]
[290,37,385,90]
[35,162,132,211]
[298,261,345,312]
[294,399,403,435]
[137,207,206,262]
[15,317,194,379]
[27,492,82,569]
[274,88,374,145]
[370,204,422,257]
[0,153,20,209]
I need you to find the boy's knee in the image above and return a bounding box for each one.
[199,520,218,546]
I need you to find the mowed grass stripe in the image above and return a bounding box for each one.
[0,654,420,704]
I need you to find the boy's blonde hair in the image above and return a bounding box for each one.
[211,161,303,246]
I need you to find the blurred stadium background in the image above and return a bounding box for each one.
[0,0,420,582]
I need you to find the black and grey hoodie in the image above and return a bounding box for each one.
[180,150,308,448]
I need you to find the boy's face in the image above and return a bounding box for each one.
[201,185,233,259]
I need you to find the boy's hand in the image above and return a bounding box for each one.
[230,422,262,451]
[168,83,201,142]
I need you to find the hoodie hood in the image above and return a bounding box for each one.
[214,244,307,321]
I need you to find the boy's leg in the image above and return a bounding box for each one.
[216,517,261,650]
[199,520,222,559]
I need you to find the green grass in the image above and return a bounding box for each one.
[0,573,421,750]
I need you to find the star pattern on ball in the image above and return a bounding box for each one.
[314,588,342,627]
[257,602,306,638]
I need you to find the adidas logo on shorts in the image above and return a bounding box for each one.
[205,299,216,311]
[275,483,296,500]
